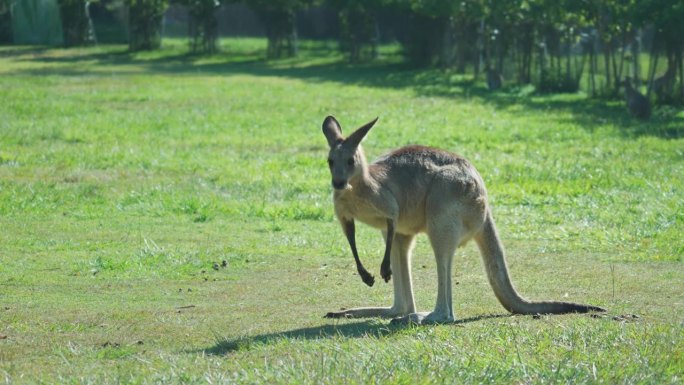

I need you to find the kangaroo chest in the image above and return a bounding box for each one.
[333,192,387,230]
[333,189,427,234]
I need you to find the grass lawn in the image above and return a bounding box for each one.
[0,38,682,384]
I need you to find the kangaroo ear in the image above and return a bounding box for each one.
[346,117,378,148]
[322,116,343,147]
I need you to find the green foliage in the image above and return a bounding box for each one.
[0,0,12,43]
[244,0,316,58]
[327,0,382,62]
[126,0,169,50]
[174,0,222,53]
[367,0,684,105]
[9,0,64,45]
[537,70,580,93]
[56,0,94,46]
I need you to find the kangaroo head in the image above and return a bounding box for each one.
[322,116,378,190]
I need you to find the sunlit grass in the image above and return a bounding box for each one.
[0,39,682,383]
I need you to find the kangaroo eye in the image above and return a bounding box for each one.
[347,158,355,166]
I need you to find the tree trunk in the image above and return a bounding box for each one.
[603,43,612,93]
[58,0,96,46]
[632,28,642,88]
[129,1,165,51]
[646,40,659,98]
[518,22,534,84]
[438,17,452,68]
[677,49,684,103]
[256,7,297,59]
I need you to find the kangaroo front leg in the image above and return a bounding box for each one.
[325,233,416,320]
[343,219,375,287]
[380,219,394,282]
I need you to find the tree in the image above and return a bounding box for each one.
[0,0,13,44]
[127,0,169,51]
[582,0,633,96]
[327,0,381,63]
[244,0,315,58]
[636,0,684,105]
[534,0,588,93]
[174,0,222,53]
[381,0,457,67]
[57,0,96,46]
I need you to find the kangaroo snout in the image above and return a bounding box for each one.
[332,179,347,190]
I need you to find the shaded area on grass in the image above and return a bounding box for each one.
[3,44,683,139]
[203,313,511,355]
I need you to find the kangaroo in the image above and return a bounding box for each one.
[486,66,503,91]
[623,77,651,120]
[321,116,605,324]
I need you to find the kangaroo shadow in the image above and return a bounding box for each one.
[203,313,511,355]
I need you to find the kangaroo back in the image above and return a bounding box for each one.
[474,211,605,314]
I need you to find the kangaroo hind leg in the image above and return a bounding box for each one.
[394,217,461,325]
[325,233,416,319]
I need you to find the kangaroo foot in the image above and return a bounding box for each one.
[390,312,455,326]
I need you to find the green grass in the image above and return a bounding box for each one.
[0,38,682,384]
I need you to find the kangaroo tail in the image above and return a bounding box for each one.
[473,210,605,315]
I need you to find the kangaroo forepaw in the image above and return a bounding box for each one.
[381,264,392,282]
[359,269,375,287]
